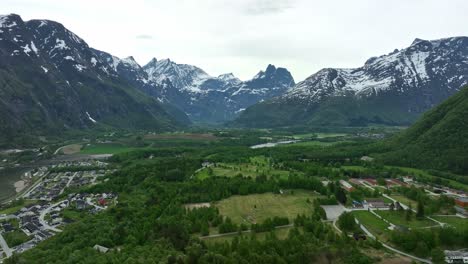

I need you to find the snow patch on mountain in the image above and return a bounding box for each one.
[86,112,97,123]
[121,56,140,69]
[286,37,468,102]
[0,15,17,28]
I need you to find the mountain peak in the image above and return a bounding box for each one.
[0,13,23,28]
[411,38,426,46]
[265,64,277,73]
[145,57,158,66]
[121,56,140,68]
[218,73,241,84]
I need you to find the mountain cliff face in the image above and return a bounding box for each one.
[0,14,187,137]
[234,37,468,127]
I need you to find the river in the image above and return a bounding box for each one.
[250,140,299,149]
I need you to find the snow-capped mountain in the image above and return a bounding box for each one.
[93,53,295,123]
[143,61,295,123]
[0,14,187,136]
[235,37,468,127]
[144,58,213,93]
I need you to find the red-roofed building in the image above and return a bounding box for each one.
[455,197,468,208]
[363,178,377,186]
[340,180,355,192]
[385,179,406,187]
[98,199,107,206]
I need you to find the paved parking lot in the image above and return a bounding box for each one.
[321,205,346,220]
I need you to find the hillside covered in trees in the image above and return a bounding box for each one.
[381,86,468,174]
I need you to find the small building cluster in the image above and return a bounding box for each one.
[444,250,468,263]
[25,161,110,201]
[0,161,116,261]
[454,197,468,216]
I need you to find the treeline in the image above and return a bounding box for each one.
[390,227,468,258]
[395,186,455,214]
[10,142,394,263]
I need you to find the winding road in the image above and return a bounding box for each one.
[39,201,64,233]
[357,221,432,264]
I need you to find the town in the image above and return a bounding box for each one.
[0,160,117,262]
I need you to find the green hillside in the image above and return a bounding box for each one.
[381,86,468,174]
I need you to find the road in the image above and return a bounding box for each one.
[357,221,432,264]
[0,232,12,258]
[60,172,77,195]
[21,172,49,200]
[85,198,105,210]
[39,201,64,233]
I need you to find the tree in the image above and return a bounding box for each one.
[335,187,347,204]
[431,247,445,264]
[337,212,356,232]
[416,200,425,219]
[377,177,386,186]
[313,205,327,220]
[405,207,412,221]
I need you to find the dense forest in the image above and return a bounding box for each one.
[9,148,378,264]
[380,85,468,174]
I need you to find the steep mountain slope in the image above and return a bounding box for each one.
[142,60,295,123]
[234,37,468,127]
[381,85,468,174]
[0,14,185,137]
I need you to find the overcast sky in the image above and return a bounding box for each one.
[5,0,468,81]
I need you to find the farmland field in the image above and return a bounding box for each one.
[80,143,141,154]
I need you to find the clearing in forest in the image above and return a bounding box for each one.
[215,190,320,225]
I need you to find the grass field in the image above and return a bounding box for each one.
[80,143,141,154]
[353,211,390,237]
[61,209,87,221]
[0,200,38,215]
[59,144,82,155]
[3,230,31,247]
[144,133,218,141]
[389,195,417,207]
[195,156,294,180]
[374,210,437,229]
[431,216,468,230]
[215,190,320,224]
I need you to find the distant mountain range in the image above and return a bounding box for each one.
[0,14,188,137]
[2,13,468,136]
[93,51,296,123]
[0,13,296,137]
[234,37,468,127]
